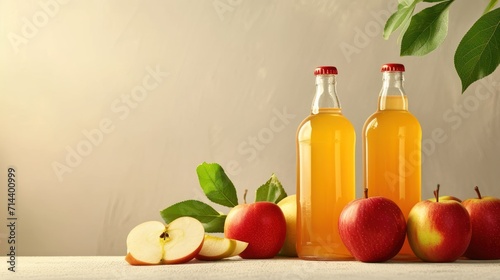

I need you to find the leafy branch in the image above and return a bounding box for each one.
[384,0,500,93]
[160,162,287,232]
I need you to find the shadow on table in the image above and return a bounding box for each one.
[387,257,500,264]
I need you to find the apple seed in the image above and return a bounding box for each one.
[160,232,169,240]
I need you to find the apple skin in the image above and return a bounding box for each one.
[462,189,500,260]
[428,196,461,203]
[277,195,297,257]
[338,196,406,262]
[407,199,471,262]
[224,201,286,259]
[125,253,152,265]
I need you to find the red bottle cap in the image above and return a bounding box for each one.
[381,63,405,72]
[314,66,338,75]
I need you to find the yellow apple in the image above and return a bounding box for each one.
[277,195,297,257]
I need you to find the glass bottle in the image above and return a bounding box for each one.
[362,63,422,259]
[296,66,355,260]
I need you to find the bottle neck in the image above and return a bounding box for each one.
[378,71,408,111]
[311,74,341,114]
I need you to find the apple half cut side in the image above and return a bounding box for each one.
[125,217,205,265]
[196,235,249,261]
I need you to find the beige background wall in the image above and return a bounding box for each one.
[0,0,499,256]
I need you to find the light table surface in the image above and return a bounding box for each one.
[2,256,500,279]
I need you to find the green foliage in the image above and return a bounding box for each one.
[255,174,287,203]
[160,162,287,233]
[196,162,238,207]
[383,1,417,40]
[160,200,226,233]
[400,1,453,56]
[385,0,499,93]
[454,8,500,92]
[484,0,498,13]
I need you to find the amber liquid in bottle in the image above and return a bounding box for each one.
[363,66,421,259]
[297,67,355,260]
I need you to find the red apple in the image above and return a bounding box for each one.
[407,184,471,262]
[338,188,406,262]
[428,196,461,203]
[224,192,286,259]
[462,186,500,260]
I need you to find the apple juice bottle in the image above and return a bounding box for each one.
[362,63,422,259]
[296,66,355,260]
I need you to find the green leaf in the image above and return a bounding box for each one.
[196,162,238,207]
[255,174,287,203]
[384,2,417,40]
[454,8,500,93]
[397,12,414,44]
[160,200,226,232]
[401,0,454,56]
[484,0,498,14]
[423,0,450,2]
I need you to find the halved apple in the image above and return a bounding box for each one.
[196,235,248,261]
[125,217,205,265]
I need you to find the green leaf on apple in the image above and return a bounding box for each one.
[160,200,226,233]
[454,7,500,93]
[400,0,453,56]
[255,173,287,204]
[196,162,238,208]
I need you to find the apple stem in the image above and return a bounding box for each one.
[243,189,248,204]
[434,184,440,202]
[364,188,368,199]
[475,186,482,199]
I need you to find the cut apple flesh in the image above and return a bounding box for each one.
[196,235,235,260]
[126,221,166,265]
[196,235,249,260]
[125,217,205,265]
[162,217,205,264]
[229,239,248,257]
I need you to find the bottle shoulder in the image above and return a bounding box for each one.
[363,110,421,132]
[297,112,355,140]
[364,110,420,123]
[299,112,354,127]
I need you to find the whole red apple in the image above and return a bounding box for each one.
[462,186,500,260]
[407,184,471,262]
[338,188,406,262]
[224,193,286,259]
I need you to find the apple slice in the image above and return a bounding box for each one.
[196,235,249,260]
[196,235,236,261]
[228,239,249,257]
[126,221,165,265]
[125,217,205,265]
[162,217,205,264]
